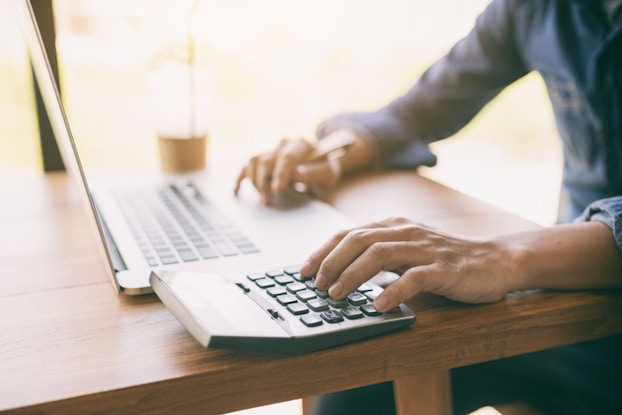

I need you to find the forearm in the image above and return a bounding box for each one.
[502,221,622,292]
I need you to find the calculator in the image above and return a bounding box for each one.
[150,266,416,356]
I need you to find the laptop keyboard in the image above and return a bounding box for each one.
[115,183,259,266]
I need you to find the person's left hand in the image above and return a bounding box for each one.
[300,217,515,312]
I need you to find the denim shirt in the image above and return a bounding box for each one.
[317,0,622,254]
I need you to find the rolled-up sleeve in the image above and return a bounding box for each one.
[576,196,622,255]
[317,0,528,170]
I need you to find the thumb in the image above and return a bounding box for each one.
[294,160,342,189]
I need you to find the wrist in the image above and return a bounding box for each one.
[332,129,373,175]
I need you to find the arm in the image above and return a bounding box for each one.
[235,0,529,202]
[301,197,622,312]
[317,0,529,170]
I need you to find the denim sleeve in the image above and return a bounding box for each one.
[576,196,622,255]
[317,0,529,170]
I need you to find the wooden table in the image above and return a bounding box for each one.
[1,171,621,415]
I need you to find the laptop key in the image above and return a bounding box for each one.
[178,249,198,262]
[213,241,239,256]
[159,255,178,265]
[198,246,219,259]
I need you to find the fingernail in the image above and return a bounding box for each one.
[373,295,389,312]
[300,261,311,275]
[328,281,343,298]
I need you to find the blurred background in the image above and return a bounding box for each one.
[0,1,563,413]
[1,0,562,228]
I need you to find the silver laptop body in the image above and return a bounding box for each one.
[16,0,353,295]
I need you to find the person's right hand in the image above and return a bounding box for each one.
[234,130,364,205]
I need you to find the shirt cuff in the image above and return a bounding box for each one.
[576,196,622,255]
[316,112,437,171]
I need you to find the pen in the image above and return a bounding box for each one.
[304,132,356,163]
[291,132,356,196]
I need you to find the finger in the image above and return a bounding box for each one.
[372,265,431,312]
[245,156,268,201]
[316,227,410,291]
[235,140,288,202]
[294,159,342,189]
[300,228,351,280]
[235,156,259,194]
[253,153,279,204]
[302,218,414,283]
[272,138,314,192]
[233,165,248,195]
[327,239,419,299]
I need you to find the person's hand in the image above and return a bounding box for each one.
[234,129,373,205]
[234,136,343,205]
[300,217,515,312]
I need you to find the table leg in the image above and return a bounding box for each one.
[302,370,452,415]
[393,370,452,415]
[302,396,315,415]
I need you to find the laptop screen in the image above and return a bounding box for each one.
[15,0,121,292]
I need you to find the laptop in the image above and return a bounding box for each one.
[15,0,354,296]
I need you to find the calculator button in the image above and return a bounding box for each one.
[347,292,367,306]
[361,304,382,316]
[275,275,295,285]
[267,286,287,297]
[308,298,329,312]
[315,289,329,299]
[283,265,301,275]
[356,283,373,292]
[296,289,317,302]
[342,306,364,320]
[289,271,304,281]
[247,272,266,281]
[276,294,298,306]
[327,297,349,308]
[364,291,378,302]
[321,309,344,323]
[300,314,323,327]
[287,303,309,315]
[255,278,275,289]
[265,269,285,278]
[286,282,307,293]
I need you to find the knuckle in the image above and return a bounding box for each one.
[346,228,373,242]
[258,153,275,165]
[367,241,388,260]
[319,256,337,275]
[280,152,297,165]
[384,216,409,227]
